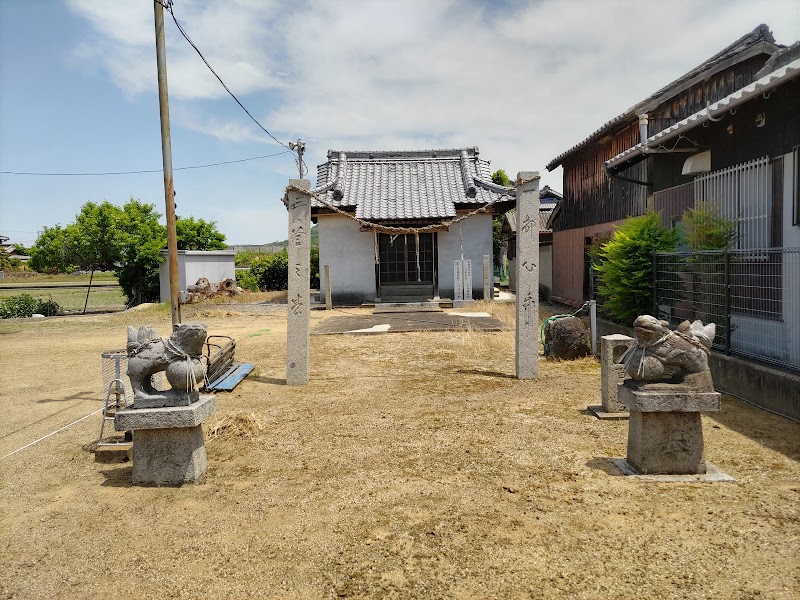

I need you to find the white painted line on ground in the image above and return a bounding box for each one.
[445,312,492,317]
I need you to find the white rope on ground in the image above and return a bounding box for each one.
[286,183,507,235]
[0,407,104,461]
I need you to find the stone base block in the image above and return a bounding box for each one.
[627,411,705,474]
[587,405,629,420]
[132,426,207,485]
[115,395,215,431]
[611,458,734,483]
[114,395,214,486]
[600,334,634,412]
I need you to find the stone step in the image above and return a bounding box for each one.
[95,443,132,463]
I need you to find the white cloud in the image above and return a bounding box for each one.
[67,0,800,193]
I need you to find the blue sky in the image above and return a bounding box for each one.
[2,0,799,246]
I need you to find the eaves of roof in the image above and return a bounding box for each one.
[605,57,800,171]
[308,147,516,221]
[546,24,781,172]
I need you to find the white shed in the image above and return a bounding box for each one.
[158,249,236,302]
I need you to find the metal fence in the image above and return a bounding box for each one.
[694,156,772,250]
[654,248,800,372]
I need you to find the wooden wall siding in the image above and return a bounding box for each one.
[647,56,769,136]
[558,121,647,231]
[552,220,626,304]
[654,182,694,227]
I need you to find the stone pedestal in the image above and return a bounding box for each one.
[618,382,719,475]
[589,334,634,419]
[115,395,215,485]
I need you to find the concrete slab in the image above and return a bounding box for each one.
[373,303,443,314]
[611,458,735,483]
[346,324,392,334]
[312,312,507,335]
[587,405,629,420]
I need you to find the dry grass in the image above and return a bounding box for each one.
[0,305,798,599]
[207,411,268,439]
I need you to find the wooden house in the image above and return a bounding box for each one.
[546,24,792,304]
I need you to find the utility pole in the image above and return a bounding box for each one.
[289,139,305,178]
[154,0,181,329]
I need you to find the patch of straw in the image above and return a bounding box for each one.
[207,411,267,439]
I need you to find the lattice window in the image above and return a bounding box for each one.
[694,157,772,250]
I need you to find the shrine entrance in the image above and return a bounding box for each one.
[377,232,436,301]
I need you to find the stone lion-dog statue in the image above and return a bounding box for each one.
[126,323,207,408]
[622,315,716,390]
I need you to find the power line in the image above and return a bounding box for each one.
[0,150,291,176]
[158,0,292,152]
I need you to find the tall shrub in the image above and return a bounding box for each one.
[681,202,737,250]
[680,202,737,334]
[250,250,289,291]
[593,212,679,325]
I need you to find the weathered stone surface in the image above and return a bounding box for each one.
[126,323,207,407]
[618,381,720,413]
[625,315,715,386]
[515,172,540,380]
[544,316,590,360]
[115,395,215,431]
[627,411,706,475]
[131,426,208,485]
[611,458,734,482]
[601,334,634,412]
[286,179,311,385]
[324,264,332,310]
[483,255,491,302]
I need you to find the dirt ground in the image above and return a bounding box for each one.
[0,302,798,599]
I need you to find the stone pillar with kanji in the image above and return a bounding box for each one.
[515,172,540,380]
[286,179,311,385]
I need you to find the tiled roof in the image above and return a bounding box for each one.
[312,148,514,221]
[503,206,556,235]
[546,24,781,171]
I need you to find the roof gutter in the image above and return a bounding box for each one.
[605,57,800,172]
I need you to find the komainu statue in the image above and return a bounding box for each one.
[126,323,207,408]
[622,315,715,390]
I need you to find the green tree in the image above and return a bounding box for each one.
[593,212,680,325]
[249,249,289,291]
[491,169,511,187]
[28,199,230,304]
[176,216,227,250]
[70,201,124,270]
[490,169,513,275]
[115,200,167,304]
[29,225,70,273]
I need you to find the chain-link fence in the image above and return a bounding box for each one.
[654,248,800,372]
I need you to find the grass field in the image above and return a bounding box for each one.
[0,286,128,312]
[0,271,118,284]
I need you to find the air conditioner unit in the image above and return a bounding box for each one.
[682,150,711,175]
